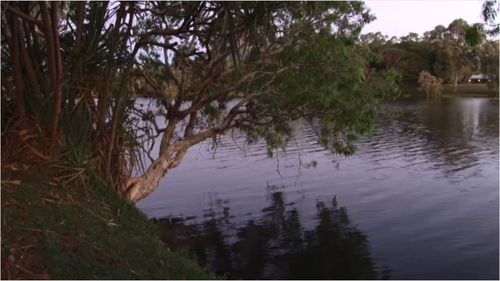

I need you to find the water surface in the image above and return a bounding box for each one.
[138,97,499,279]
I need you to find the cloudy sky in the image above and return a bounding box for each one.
[362,0,486,37]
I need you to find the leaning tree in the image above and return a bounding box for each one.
[121,2,401,201]
[1,1,400,203]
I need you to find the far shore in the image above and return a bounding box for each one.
[399,83,498,98]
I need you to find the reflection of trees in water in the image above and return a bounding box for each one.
[155,192,388,279]
[373,99,498,178]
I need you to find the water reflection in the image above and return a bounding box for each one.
[155,192,389,279]
[140,97,498,279]
[364,98,499,180]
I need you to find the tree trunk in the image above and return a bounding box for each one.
[68,1,85,109]
[40,2,61,154]
[454,75,458,92]
[105,90,125,186]
[123,150,181,202]
[96,3,126,132]
[123,128,218,202]
[51,2,63,156]
[6,13,26,118]
[18,19,42,99]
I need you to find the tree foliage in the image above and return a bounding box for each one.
[2,1,400,202]
[480,40,500,92]
[361,17,497,93]
[418,71,444,98]
[481,0,499,35]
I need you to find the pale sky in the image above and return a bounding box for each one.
[363,0,486,38]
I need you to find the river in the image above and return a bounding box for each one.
[138,97,499,279]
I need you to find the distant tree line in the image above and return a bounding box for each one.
[358,18,499,94]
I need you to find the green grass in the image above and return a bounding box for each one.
[1,166,215,279]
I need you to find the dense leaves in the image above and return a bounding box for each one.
[360,17,498,95]
[2,1,400,201]
[418,71,444,98]
[481,0,499,35]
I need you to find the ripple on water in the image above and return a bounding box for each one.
[139,98,499,279]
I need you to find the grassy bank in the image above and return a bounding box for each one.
[400,83,498,98]
[442,83,497,97]
[1,164,214,279]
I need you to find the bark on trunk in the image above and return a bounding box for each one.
[40,2,60,154]
[123,129,218,203]
[18,20,42,99]
[96,3,126,132]
[105,91,124,186]
[50,2,63,155]
[68,1,85,109]
[8,16,26,119]
[123,151,178,202]
[6,13,26,118]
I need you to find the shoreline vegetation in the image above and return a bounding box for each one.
[441,83,498,97]
[399,83,498,98]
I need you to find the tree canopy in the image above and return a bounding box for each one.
[481,0,499,35]
[2,1,401,202]
[360,17,498,94]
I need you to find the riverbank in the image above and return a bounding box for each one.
[400,83,498,98]
[1,163,214,279]
[442,83,498,97]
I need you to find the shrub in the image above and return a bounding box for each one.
[418,71,444,98]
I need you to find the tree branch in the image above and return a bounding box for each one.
[6,4,43,28]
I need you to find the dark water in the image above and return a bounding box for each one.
[138,97,499,279]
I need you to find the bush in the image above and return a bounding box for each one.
[418,71,444,98]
